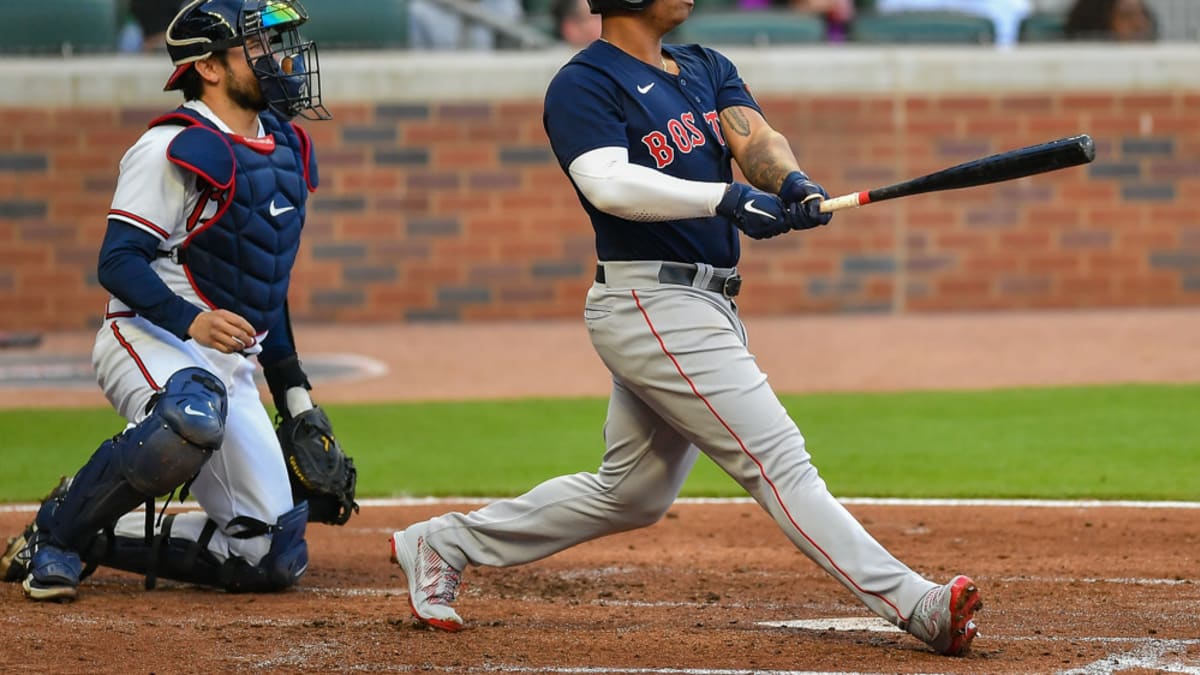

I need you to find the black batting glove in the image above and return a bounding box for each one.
[715,183,792,240]
[779,170,833,230]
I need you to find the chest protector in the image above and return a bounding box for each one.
[151,107,318,333]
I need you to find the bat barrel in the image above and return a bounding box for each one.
[866,134,1096,203]
[816,134,1095,214]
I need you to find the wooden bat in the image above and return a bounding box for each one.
[818,134,1096,213]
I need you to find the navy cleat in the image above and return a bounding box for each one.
[23,536,83,602]
[1,476,72,584]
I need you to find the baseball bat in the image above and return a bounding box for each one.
[818,134,1095,213]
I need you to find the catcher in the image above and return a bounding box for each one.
[0,0,356,601]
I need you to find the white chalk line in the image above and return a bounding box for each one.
[3,495,1198,514]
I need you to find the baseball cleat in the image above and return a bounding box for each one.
[905,574,983,656]
[2,476,73,584]
[22,538,82,602]
[390,525,463,632]
[0,528,33,583]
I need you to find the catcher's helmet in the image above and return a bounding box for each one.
[163,0,328,120]
[584,0,654,14]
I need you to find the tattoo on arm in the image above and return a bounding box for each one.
[722,107,752,138]
[721,107,801,192]
[742,133,797,192]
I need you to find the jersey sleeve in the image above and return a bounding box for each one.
[96,220,202,339]
[543,64,630,171]
[708,48,763,116]
[107,126,191,242]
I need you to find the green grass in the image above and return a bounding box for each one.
[3,383,1197,502]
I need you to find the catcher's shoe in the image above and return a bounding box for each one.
[390,525,463,632]
[1,476,72,584]
[905,575,983,656]
[0,526,33,583]
[22,535,82,602]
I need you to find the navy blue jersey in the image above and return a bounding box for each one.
[543,40,761,268]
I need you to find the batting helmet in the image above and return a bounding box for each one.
[584,0,654,14]
[163,0,328,120]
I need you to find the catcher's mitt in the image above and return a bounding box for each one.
[276,406,359,525]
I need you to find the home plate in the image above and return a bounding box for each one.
[757,617,903,633]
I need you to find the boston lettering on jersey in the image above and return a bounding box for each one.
[544,40,761,268]
[641,110,726,169]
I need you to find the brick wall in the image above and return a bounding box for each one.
[2,88,1198,331]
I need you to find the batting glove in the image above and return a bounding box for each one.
[779,170,832,230]
[716,183,792,240]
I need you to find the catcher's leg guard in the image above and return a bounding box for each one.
[28,368,226,599]
[92,502,310,593]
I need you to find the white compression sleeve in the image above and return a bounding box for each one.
[285,386,314,415]
[568,147,729,222]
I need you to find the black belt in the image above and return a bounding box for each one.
[595,263,742,298]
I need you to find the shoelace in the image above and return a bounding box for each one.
[418,539,461,604]
[911,584,948,639]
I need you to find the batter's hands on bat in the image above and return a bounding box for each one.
[188,309,256,353]
[778,170,832,230]
[716,183,793,240]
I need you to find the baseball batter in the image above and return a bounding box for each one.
[390,0,983,656]
[0,0,354,601]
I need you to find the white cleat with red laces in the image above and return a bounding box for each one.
[390,524,464,632]
[905,574,983,656]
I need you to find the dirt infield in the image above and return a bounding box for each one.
[1,500,1197,674]
[1,309,1198,674]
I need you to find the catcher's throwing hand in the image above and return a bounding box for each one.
[189,309,256,353]
[276,406,359,525]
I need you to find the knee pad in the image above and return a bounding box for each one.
[37,368,226,551]
[115,367,227,496]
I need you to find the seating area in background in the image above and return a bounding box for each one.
[669,11,827,46]
[2,0,1193,54]
[849,11,996,44]
[301,0,410,50]
[0,0,120,55]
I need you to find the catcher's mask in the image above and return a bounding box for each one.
[163,0,330,121]
[584,0,654,14]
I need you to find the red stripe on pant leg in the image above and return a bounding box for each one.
[110,321,161,391]
[631,290,905,620]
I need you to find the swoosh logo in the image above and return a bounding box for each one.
[269,199,295,217]
[743,199,776,220]
[183,404,208,417]
[637,83,655,94]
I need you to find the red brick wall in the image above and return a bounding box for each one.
[2,92,1198,330]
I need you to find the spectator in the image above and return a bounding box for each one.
[552,0,602,47]
[874,0,1032,46]
[409,0,526,50]
[119,0,184,53]
[1064,0,1156,41]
